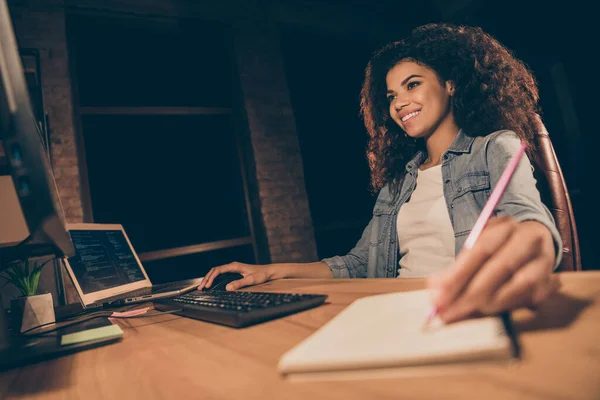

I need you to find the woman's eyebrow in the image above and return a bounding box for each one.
[401,74,422,86]
[387,74,423,94]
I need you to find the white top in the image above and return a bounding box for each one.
[396,165,455,278]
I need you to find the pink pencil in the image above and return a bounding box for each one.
[422,142,527,329]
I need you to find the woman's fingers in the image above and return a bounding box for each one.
[436,221,556,323]
[197,269,215,290]
[438,227,537,322]
[196,263,270,291]
[480,222,556,314]
[197,263,246,290]
[437,237,532,323]
[532,274,561,305]
[226,274,261,291]
[439,259,537,323]
[432,217,516,310]
[486,260,558,314]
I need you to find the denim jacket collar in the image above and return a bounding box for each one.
[447,129,476,154]
[405,129,476,172]
[405,151,427,172]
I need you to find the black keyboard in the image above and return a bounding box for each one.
[154,290,328,328]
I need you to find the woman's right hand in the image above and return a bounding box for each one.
[197,262,274,291]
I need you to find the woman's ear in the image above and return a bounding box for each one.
[446,81,455,96]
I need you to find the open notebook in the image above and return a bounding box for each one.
[278,289,519,381]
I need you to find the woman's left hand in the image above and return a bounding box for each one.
[426,216,559,324]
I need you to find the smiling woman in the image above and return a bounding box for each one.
[199,23,563,325]
[385,62,456,170]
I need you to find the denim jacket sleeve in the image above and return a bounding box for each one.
[321,217,373,278]
[486,130,563,269]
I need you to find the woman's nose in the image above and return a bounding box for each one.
[393,97,409,111]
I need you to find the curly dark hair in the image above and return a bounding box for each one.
[361,23,540,193]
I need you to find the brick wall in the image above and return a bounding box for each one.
[8,0,84,223]
[233,22,318,263]
[4,0,379,267]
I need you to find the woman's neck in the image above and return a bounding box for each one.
[422,118,460,167]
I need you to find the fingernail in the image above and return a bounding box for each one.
[225,284,231,291]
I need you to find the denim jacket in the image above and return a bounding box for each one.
[323,129,562,278]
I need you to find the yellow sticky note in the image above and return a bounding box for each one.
[60,324,123,346]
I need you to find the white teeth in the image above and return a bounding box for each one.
[401,111,420,122]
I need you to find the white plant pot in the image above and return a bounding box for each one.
[11,293,55,333]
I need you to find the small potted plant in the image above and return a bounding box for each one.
[1,258,55,333]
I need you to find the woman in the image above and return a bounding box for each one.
[198,23,562,323]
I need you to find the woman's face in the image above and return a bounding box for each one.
[386,60,454,139]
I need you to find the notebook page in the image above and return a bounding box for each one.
[278,289,512,374]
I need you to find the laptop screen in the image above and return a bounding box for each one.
[67,229,146,294]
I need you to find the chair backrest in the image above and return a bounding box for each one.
[531,121,582,272]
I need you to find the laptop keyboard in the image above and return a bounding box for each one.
[155,290,328,328]
[99,283,192,304]
[100,287,151,303]
[150,283,194,294]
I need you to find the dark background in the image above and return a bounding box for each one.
[9,0,595,284]
[280,0,596,268]
[75,0,596,274]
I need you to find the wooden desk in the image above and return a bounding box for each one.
[1,272,599,400]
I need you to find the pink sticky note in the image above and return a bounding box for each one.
[110,307,150,318]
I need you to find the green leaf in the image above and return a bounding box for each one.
[1,258,55,296]
[24,267,33,295]
[27,277,35,294]
[30,268,43,295]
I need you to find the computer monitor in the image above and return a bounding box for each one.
[0,0,74,265]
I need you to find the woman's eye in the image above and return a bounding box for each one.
[407,81,420,90]
[387,94,396,103]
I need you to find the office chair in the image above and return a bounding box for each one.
[531,119,582,272]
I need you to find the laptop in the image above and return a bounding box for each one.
[63,223,202,309]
